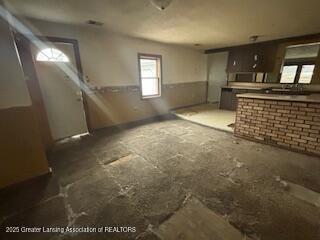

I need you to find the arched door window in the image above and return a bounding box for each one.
[36,48,69,62]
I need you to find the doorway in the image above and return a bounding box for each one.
[207,52,229,103]
[30,41,88,141]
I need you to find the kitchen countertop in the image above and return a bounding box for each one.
[221,86,265,90]
[237,93,320,103]
[222,85,320,93]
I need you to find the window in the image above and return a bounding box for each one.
[138,54,162,98]
[280,65,298,83]
[36,48,69,62]
[280,63,315,84]
[299,64,315,84]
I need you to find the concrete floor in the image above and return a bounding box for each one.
[173,104,236,133]
[1,117,320,240]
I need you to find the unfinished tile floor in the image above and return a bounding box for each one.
[173,104,236,132]
[1,117,320,240]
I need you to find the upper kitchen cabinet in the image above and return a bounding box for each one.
[227,43,277,73]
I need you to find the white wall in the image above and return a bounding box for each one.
[24,19,207,87]
[0,16,31,108]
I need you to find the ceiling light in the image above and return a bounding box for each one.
[86,20,103,26]
[249,35,259,42]
[150,0,173,10]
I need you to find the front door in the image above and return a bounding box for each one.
[32,42,88,141]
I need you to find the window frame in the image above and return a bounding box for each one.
[138,53,162,99]
[280,60,316,84]
[36,48,70,63]
[280,65,299,84]
[298,64,315,84]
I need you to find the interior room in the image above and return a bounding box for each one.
[0,1,319,239]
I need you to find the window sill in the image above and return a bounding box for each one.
[142,94,161,100]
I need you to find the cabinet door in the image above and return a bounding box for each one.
[220,89,234,110]
[261,43,277,72]
[250,44,276,72]
[248,45,263,72]
[227,49,242,72]
[228,46,255,73]
[227,43,277,73]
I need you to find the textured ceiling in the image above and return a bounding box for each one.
[4,0,320,50]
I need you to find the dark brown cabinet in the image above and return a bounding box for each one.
[227,43,277,73]
[220,87,263,111]
[220,88,234,110]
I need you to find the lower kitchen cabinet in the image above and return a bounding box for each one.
[220,88,262,110]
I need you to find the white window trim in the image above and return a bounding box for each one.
[138,53,162,99]
[36,48,69,62]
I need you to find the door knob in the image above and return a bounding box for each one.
[76,91,83,101]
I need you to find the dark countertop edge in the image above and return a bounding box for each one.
[221,85,320,92]
[221,86,265,90]
[236,93,320,103]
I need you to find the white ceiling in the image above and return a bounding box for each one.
[4,0,320,50]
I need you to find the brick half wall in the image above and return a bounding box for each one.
[234,97,320,156]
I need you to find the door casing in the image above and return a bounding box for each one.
[14,34,92,146]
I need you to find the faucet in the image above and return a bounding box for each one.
[290,84,304,91]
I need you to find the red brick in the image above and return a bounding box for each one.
[277,109,290,114]
[275,116,289,122]
[288,126,302,131]
[278,135,291,140]
[292,102,307,107]
[285,140,298,145]
[292,138,307,143]
[291,111,306,116]
[286,133,300,138]
[308,103,320,109]
[297,115,313,121]
[278,101,291,106]
[301,136,317,142]
[300,143,315,149]
[307,112,320,117]
[289,118,304,124]
[303,128,319,134]
[294,131,308,137]
[305,120,320,126]
[295,123,310,128]
[311,125,320,130]
[299,107,315,112]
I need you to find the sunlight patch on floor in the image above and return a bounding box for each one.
[173,104,236,133]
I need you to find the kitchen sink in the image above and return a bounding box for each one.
[263,88,312,95]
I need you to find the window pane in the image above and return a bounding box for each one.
[141,77,159,96]
[299,65,315,84]
[37,52,49,61]
[140,59,157,78]
[36,48,69,62]
[280,65,298,83]
[139,55,161,98]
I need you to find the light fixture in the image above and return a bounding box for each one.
[86,20,104,26]
[249,35,259,42]
[150,0,173,10]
